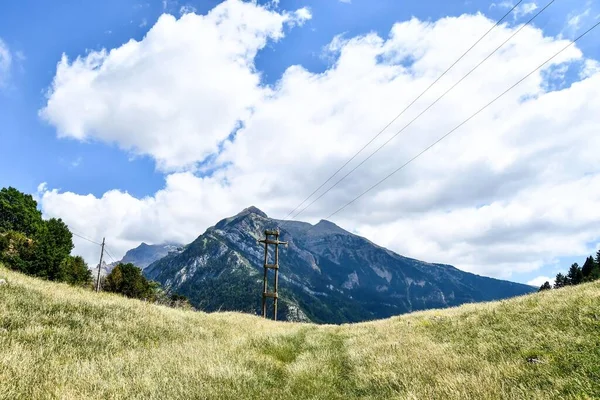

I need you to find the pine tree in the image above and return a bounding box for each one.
[554,273,567,288]
[590,251,600,281]
[566,263,583,285]
[538,281,552,291]
[582,256,596,280]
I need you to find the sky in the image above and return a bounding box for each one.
[1,0,599,287]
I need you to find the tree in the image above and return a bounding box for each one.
[582,256,596,280]
[104,263,155,300]
[538,281,552,291]
[58,255,92,286]
[554,273,567,289]
[566,263,583,286]
[0,187,43,237]
[29,218,74,280]
[0,230,35,273]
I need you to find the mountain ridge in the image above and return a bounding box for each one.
[144,206,535,323]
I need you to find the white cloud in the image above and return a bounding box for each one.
[490,1,514,9]
[0,38,12,87]
[527,276,552,287]
[581,59,600,78]
[339,0,352,4]
[567,8,591,32]
[40,0,311,171]
[179,5,196,15]
[514,2,538,19]
[39,5,600,282]
[71,156,82,168]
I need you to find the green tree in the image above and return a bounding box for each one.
[29,218,74,280]
[104,263,155,300]
[566,263,583,285]
[0,230,35,273]
[589,251,600,281]
[0,187,43,237]
[582,256,595,279]
[554,273,567,289]
[538,281,552,291]
[58,255,92,286]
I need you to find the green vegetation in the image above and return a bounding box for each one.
[1,265,598,399]
[0,187,190,307]
[0,187,91,286]
[539,249,600,291]
[104,262,155,300]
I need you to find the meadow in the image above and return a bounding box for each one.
[0,264,598,399]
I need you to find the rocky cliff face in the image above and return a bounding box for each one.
[144,206,535,323]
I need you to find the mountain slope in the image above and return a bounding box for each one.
[94,243,184,278]
[145,207,534,323]
[1,265,598,399]
[118,242,183,270]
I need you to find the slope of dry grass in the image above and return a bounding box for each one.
[0,264,598,399]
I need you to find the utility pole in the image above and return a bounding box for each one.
[95,237,105,292]
[259,229,287,320]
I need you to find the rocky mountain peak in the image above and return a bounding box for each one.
[311,219,347,235]
[238,206,268,219]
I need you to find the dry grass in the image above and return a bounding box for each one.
[0,264,598,399]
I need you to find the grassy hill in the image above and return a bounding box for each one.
[0,265,598,399]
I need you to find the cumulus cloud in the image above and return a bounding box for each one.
[40,0,312,171]
[0,38,11,87]
[39,3,600,281]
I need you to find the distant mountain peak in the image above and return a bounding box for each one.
[312,219,347,235]
[238,206,267,218]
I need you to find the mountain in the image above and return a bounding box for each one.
[93,242,184,278]
[118,242,184,270]
[145,206,535,323]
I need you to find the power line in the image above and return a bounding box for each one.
[282,0,554,226]
[278,0,524,225]
[104,247,117,264]
[70,230,103,246]
[313,20,600,226]
[70,229,118,263]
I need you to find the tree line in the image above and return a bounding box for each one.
[538,250,600,291]
[0,187,190,308]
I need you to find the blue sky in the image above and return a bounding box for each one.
[1,0,599,285]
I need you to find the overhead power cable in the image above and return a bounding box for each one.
[104,247,117,264]
[278,0,524,225]
[311,20,600,227]
[282,0,554,226]
[70,230,103,246]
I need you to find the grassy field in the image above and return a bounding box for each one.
[0,265,599,400]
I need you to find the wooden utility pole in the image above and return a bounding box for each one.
[95,237,105,292]
[259,229,287,320]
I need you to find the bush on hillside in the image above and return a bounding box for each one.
[103,263,156,300]
[58,256,92,287]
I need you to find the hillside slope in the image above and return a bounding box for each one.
[145,206,535,323]
[1,265,598,399]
